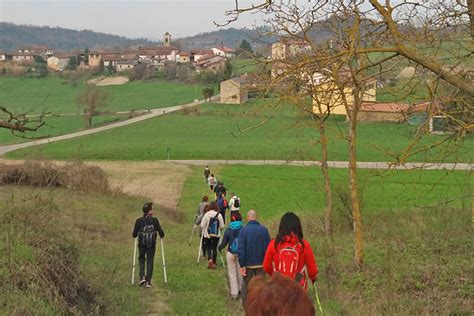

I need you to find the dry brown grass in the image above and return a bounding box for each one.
[0,160,110,194]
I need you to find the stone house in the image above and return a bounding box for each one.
[220,76,250,104]
[88,51,103,67]
[47,53,73,71]
[195,55,227,73]
[18,45,53,58]
[103,53,138,69]
[194,50,214,62]
[137,47,179,64]
[0,52,13,62]
[271,39,311,60]
[178,51,191,63]
[116,60,139,72]
[212,46,236,59]
[12,52,36,64]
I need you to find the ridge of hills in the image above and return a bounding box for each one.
[0,22,275,52]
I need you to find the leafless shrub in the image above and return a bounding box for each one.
[0,160,111,194]
[62,160,110,194]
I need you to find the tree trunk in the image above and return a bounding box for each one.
[87,112,92,129]
[468,0,474,39]
[318,120,336,283]
[319,121,333,237]
[348,87,364,269]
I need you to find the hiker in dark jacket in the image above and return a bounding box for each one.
[238,210,270,306]
[218,212,244,299]
[204,166,211,183]
[217,194,229,224]
[132,202,165,288]
[214,181,226,199]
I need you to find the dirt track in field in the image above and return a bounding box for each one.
[91,161,193,210]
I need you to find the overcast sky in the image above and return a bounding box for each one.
[0,0,262,39]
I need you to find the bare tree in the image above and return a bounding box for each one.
[76,85,109,128]
[0,106,50,134]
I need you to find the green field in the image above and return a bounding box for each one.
[164,165,472,314]
[231,58,259,75]
[0,114,126,146]
[0,76,210,114]
[7,100,473,163]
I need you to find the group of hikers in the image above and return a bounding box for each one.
[131,165,320,314]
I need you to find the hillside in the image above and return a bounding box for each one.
[0,22,157,51]
[176,27,277,50]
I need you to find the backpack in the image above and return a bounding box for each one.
[223,199,228,208]
[276,243,302,280]
[207,213,220,237]
[229,229,240,255]
[209,177,216,185]
[140,224,157,248]
[233,197,240,208]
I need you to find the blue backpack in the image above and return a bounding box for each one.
[229,228,241,255]
[208,213,220,237]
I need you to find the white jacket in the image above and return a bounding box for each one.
[200,210,224,238]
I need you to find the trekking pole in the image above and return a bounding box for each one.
[131,238,137,285]
[160,238,168,284]
[219,250,231,292]
[219,250,226,268]
[196,232,204,265]
[188,224,196,246]
[312,282,323,315]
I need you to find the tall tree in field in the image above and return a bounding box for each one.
[76,85,108,128]
[237,39,254,58]
[225,0,473,268]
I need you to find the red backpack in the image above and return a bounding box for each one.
[276,243,305,284]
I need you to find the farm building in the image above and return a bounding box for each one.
[47,53,73,71]
[356,102,410,122]
[312,70,377,116]
[220,77,249,104]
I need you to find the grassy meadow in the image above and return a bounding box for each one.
[0,161,471,314]
[162,165,472,314]
[7,100,473,163]
[0,76,210,114]
[0,186,147,315]
[231,58,259,76]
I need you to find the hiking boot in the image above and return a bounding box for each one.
[211,263,217,270]
[139,278,146,286]
[207,260,213,269]
[145,282,152,288]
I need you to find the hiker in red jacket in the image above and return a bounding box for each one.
[263,212,318,290]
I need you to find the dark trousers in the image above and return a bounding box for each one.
[138,246,156,283]
[203,236,219,263]
[241,267,265,307]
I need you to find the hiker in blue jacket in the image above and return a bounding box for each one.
[218,212,244,299]
[237,210,270,306]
